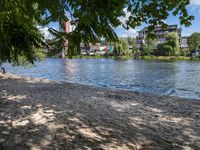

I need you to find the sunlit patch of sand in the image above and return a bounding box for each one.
[40,134,52,147]
[3,95,27,102]
[68,117,83,124]
[12,119,30,127]
[48,123,65,132]
[24,77,54,84]
[109,101,140,112]
[20,105,32,109]
[146,106,163,113]
[159,115,183,123]
[78,127,104,140]
[30,108,55,125]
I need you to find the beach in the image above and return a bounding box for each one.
[0,73,200,150]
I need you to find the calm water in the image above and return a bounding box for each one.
[3,58,200,100]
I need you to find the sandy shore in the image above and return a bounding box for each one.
[0,73,200,150]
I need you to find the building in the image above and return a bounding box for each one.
[180,36,189,49]
[65,20,75,33]
[136,25,182,49]
[59,20,76,57]
[59,20,75,33]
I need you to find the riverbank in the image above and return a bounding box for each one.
[0,73,200,150]
[140,56,200,61]
[66,55,200,61]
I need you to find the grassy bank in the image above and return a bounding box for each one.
[71,55,200,61]
[50,55,200,61]
[70,55,133,59]
[140,56,200,61]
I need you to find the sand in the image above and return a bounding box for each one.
[0,73,200,150]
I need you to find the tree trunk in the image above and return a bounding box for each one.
[0,62,6,74]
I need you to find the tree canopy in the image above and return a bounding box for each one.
[0,0,194,64]
[142,36,156,56]
[156,32,180,56]
[187,32,200,51]
[0,0,45,65]
[113,38,130,57]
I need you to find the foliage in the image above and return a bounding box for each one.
[165,32,180,56]
[180,48,190,56]
[0,0,45,65]
[113,38,131,57]
[14,49,45,66]
[141,56,192,61]
[113,43,122,56]
[187,32,200,51]
[142,37,156,56]
[156,43,172,56]
[0,0,194,64]
[156,32,180,56]
[126,37,137,54]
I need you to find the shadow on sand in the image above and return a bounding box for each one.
[0,74,200,150]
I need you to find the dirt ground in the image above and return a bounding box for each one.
[0,73,200,150]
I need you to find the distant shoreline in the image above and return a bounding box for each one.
[49,55,200,61]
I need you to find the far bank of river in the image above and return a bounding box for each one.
[68,55,200,61]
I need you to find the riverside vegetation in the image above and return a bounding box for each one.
[53,32,200,61]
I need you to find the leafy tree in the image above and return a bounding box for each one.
[0,0,45,65]
[127,37,133,45]
[113,43,119,56]
[142,36,156,56]
[113,43,123,56]
[121,39,130,56]
[187,32,200,51]
[126,37,137,54]
[156,43,173,56]
[165,32,180,56]
[113,38,131,57]
[156,32,180,56]
[0,0,194,64]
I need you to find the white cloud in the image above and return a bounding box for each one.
[121,28,138,37]
[188,0,200,15]
[117,8,138,37]
[119,8,131,26]
[39,26,53,40]
[190,0,200,5]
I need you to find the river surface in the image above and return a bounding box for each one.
[3,58,200,100]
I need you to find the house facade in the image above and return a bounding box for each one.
[136,25,185,49]
[180,36,189,49]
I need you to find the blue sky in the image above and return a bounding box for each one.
[42,0,200,39]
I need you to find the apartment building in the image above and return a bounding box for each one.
[136,25,183,49]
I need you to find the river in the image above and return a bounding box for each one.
[4,58,200,100]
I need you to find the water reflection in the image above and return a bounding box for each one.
[4,58,200,100]
[63,59,78,81]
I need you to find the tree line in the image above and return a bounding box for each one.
[111,32,200,58]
